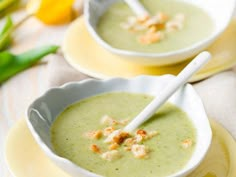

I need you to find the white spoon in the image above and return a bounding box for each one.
[105,51,211,142]
[123,0,149,18]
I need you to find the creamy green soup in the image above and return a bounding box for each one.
[51,92,196,177]
[96,0,214,53]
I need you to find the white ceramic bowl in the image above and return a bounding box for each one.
[27,75,212,177]
[84,0,236,66]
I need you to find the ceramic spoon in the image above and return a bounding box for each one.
[123,0,149,18]
[105,51,211,142]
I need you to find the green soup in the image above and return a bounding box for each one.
[51,92,196,177]
[96,0,214,53]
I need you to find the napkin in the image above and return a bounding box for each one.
[194,71,236,137]
[47,54,89,86]
[47,55,236,138]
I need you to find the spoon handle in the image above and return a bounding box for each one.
[124,51,211,132]
[124,0,149,17]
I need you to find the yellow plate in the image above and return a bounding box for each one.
[62,17,236,82]
[5,118,236,177]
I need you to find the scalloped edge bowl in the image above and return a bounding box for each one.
[26,75,212,177]
[84,0,236,66]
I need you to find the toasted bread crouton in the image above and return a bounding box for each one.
[119,119,130,125]
[181,139,193,149]
[90,144,101,153]
[156,12,169,23]
[148,26,158,33]
[136,129,147,137]
[84,130,102,139]
[108,143,119,150]
[104,130,130,144]
[147,130,159,139]
[131,144,149,158]
[124,146,132,151]
[124,137,136,147]
[101,150,121,161]
[100,115,117,125]
[135,134,145,143]
[103,126,115,136]
[138,31,164,44]
[113,131,130,144]
[166,20,183,32]
[137,14,150,23]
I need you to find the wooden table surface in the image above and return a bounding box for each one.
[0,9,69,177]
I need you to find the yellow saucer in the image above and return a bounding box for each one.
[5,118,236,177]
[62,17,236,82]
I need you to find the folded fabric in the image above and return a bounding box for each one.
[47,54,89,87]
[194,71,236,138]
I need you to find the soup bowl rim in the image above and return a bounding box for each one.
[27,75,212,177]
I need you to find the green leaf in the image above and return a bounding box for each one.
[0,45,59,84]
[0,0,18,12]
[16,45,59,64]
[0,51,14,69]
[0,0,20,18]
[0,15,13,50]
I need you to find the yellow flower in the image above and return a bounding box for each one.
[26,0,74,25]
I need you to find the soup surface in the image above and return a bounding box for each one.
[96,0,214,53]
[51,92,196,177]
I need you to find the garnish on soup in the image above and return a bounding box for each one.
[84,114,194,161]
[120,12,185,45]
